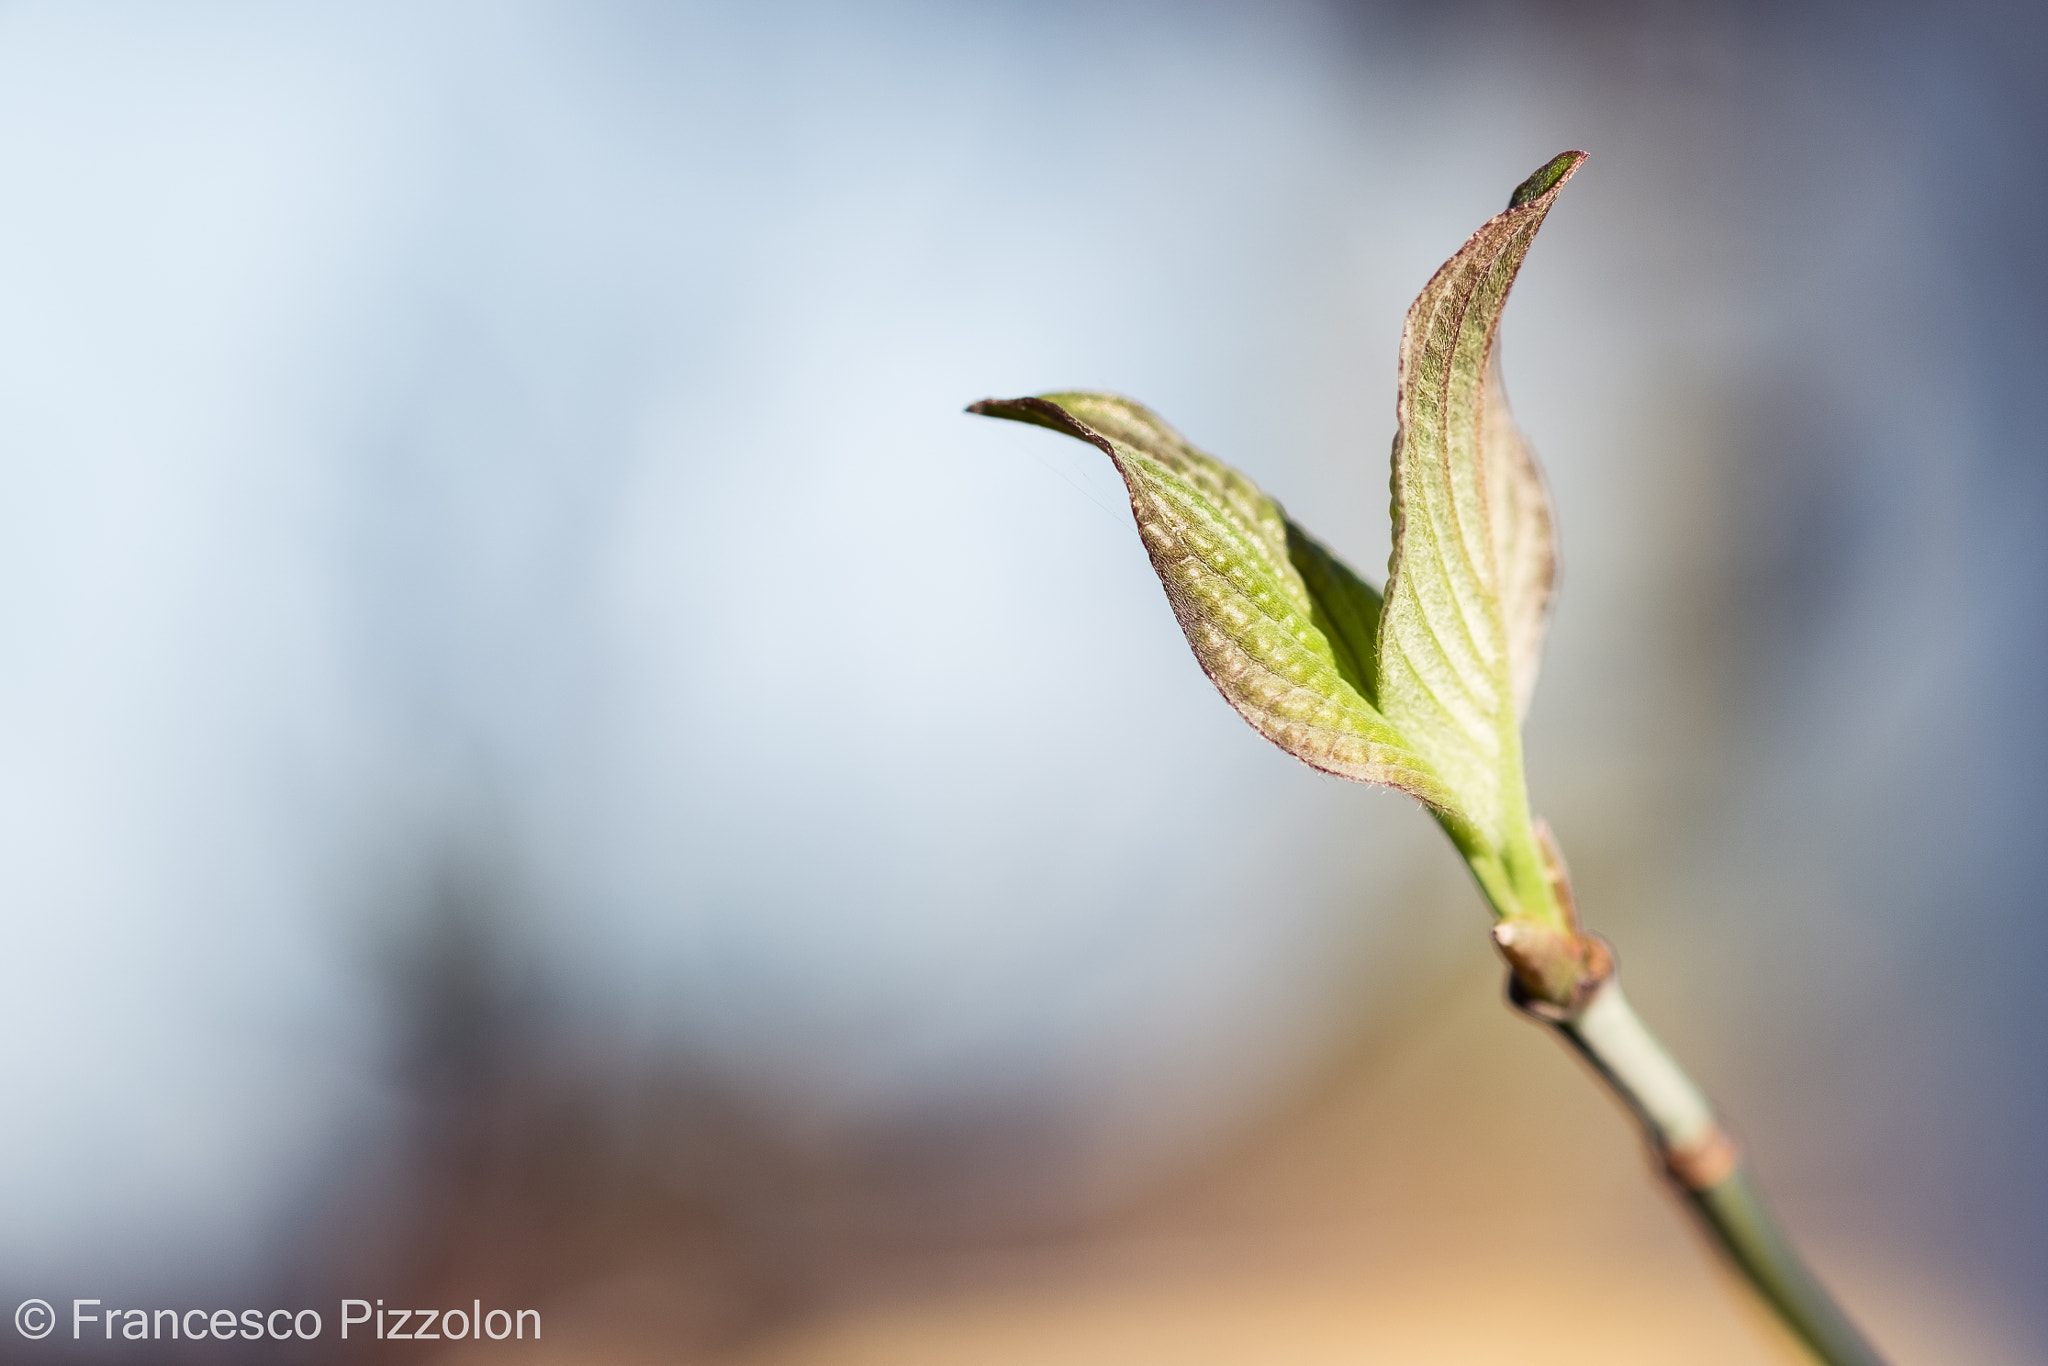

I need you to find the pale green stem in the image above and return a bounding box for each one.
[1530,977,1889,1366]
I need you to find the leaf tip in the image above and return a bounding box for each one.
[1507,150,1588,210]
[965,394,1113,455]
[967,394,1058,424]
[967,395,1057,423]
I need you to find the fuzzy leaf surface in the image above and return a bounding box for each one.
[970,392,1449,807]
[1378,151,1578,853]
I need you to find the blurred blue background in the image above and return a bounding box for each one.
[1,2,2043,1361]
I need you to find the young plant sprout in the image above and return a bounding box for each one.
[970,151,1887,1366]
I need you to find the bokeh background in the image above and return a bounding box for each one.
[2,2,2044,1362]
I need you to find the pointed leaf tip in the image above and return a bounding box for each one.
[1508,151,1587,210]
[969,395,1109,446]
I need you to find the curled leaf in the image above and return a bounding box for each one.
[1377,151,1579,856]
[969,392,1452,811]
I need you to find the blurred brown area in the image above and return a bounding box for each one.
[309,870,2029,1366]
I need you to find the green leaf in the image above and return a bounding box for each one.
[1376,150,1580,914]
[969,392,1453,810]
[966,152,1582,934]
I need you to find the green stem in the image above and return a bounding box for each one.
[1528,975,1889,1366]
[1688,1168,1887,1366]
